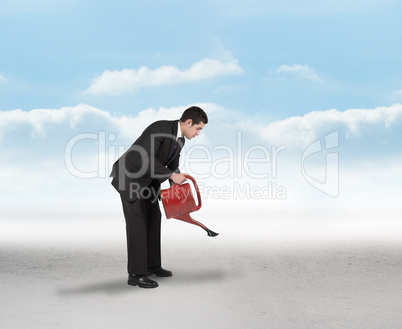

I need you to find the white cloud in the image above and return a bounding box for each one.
[84,58,244,95]
[0,104,111,139]
[1,102,402,214]
[276,64,322,82]
[2,103,402,153]
[253,104,402,148]
[0,73,7,82]
[0,103,224,209]
[0,102,226,144]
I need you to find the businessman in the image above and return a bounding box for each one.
[110,106,208,288]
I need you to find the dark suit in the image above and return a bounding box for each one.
[110,120,184,274]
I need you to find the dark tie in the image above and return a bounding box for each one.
[169,137,184,161]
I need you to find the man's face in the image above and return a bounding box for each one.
[183,119,205,140]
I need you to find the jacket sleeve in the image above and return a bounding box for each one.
[123,121,178,185]
[167,153,180,173]
[167,155,180,187]
[144,130,175,183]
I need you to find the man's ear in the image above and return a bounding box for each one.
[186,119,193,126]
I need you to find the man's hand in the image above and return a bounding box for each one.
[170,173,187,185]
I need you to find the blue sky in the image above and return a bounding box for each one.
[1,0,402,216]
[1,0,402,116]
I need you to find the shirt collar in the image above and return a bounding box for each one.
[177,120,182,140]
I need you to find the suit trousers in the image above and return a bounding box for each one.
[120,188,162,275]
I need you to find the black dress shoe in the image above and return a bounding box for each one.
[128,274,159,288]
[147,267,173,277]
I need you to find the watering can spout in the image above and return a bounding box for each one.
[161,174,219,237]
[206,229,219,237]
[175,213,219,238]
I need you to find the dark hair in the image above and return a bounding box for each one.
[180,106,208,125]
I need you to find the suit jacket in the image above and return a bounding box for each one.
[110,120,184,202]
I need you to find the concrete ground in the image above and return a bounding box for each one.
[1,211,402,329]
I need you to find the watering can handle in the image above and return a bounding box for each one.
[183,174,202,211]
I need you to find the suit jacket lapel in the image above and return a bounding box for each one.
[166,120,178,157]
[166,137,184,166]
[165,120,180,166]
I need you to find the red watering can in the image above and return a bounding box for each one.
[161,174,219,237]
